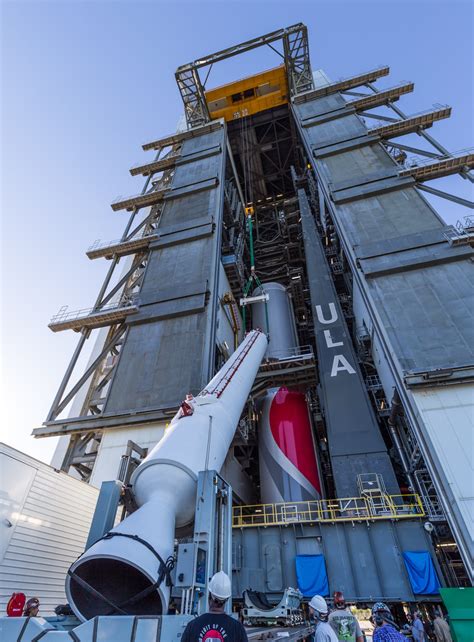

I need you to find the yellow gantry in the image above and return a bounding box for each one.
[205,65,288,122]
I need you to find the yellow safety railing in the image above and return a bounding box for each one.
[232,494,425,528]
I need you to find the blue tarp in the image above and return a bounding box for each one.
[403,551,440,595]
[295,554,329,597]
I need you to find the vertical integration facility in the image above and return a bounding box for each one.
[35,24,473,603]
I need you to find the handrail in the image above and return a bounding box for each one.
[50,297,139,325]
[367,104,450,132]
[402,147,474,169]
[232,494,425,528]
[262,345,314,362]
[87,231,157,253]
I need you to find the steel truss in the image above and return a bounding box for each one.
[175,24,313,128]
[362,81,474,205]
[293,69,472,584]
[40,160,174,480]
[229,106,300,202]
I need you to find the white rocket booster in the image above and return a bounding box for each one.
[66,330,267,621]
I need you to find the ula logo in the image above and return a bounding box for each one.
[315,302,356,378]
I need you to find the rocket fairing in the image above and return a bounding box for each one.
[259,386,322,504]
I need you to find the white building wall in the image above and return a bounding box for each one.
[89,423,166,488]
[411,384,474,545]
[0,443,99,616]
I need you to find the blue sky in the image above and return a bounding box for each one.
[1,0,473,464]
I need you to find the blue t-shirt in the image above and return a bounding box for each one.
[373,624,406,642]
[412,618,425,641]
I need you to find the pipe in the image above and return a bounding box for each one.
[66,330,267,621]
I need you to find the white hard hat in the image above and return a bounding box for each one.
[208,571,232,600]
[309,595,328,614]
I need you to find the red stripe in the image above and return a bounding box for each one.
[269,387,321,494]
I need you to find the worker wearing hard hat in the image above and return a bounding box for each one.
[181,571,248,641]
[309,595,338,642]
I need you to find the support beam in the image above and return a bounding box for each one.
[386,141,443,159]
[359,112,400,123]
[51,325,127,418]
[367,82,474,185]
[416,183,474,209]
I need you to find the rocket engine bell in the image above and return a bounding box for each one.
[252,282,322,504]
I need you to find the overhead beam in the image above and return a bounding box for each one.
[176,23,308,72]
[176,23,313,127]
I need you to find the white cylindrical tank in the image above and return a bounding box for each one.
[252,282,298,359]
[252,282,321,503]
[66,330,267,621]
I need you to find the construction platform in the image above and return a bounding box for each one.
[48,301,139,332]
[252,346,317,395]
[86,234,158,260]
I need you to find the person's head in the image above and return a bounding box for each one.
[24,598,40,617]
[371,602,395,629]
[309,595,329,622]
[208,571,232,612]
[333,591,346,610]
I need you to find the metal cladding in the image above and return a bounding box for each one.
[259,386,322,504]
[297,187,400,498]
[252,282,298,359]
[65,330,267,621]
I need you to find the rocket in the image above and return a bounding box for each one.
[252,282,322,504]
[66,330,268,620]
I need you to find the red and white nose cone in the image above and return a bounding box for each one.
[259,387,322,504]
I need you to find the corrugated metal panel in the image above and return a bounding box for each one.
[0,445,98,616]
[411,385,474,558]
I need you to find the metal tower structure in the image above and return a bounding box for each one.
[36,23,473,589]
